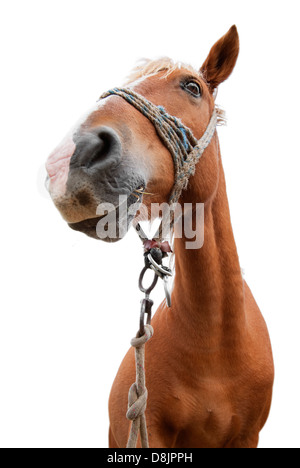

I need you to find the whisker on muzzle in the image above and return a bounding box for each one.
[134,189,154,196]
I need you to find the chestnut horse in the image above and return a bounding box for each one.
[46,26,274,448]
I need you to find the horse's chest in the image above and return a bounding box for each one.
[187,385,236,439]
[158,378,251,447]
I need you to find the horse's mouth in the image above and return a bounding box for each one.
[68,215,106,240]
[68,190,143,241]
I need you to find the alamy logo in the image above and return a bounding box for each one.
[95,196,205,249]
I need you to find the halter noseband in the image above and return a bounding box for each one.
[100,87,218,241]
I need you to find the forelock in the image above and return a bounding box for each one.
[124,57,202,85]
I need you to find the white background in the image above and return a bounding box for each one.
[1,0,299,448]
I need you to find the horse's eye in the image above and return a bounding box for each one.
[182,81,201,98]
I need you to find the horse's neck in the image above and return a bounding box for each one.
[171,153,246,348]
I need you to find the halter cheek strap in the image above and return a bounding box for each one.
[100,87,218,241]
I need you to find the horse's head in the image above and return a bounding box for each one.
[46,26,239,241]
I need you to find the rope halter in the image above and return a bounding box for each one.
[100,87,218,241]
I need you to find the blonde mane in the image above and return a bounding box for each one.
[124,57,201,85]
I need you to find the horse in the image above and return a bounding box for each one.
[45,25,274,448]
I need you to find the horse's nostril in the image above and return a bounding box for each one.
[86,127,121,169]
[71,126,122,171]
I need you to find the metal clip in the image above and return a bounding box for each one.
[139,297,153,337]
[138,265,159,296]
[147,253,172,278]
[147,253,172,308]
[163,276,172,308]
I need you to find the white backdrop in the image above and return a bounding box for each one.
[1,0,299,448]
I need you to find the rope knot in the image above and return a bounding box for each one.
[130,324,153,348]
[125,324,153,448]
[126,383,148,421]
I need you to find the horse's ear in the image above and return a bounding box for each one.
[200,25,239,92]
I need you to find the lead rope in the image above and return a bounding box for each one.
[126,324,153,448]
[100,87,219,448]
[126,241,171,448]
